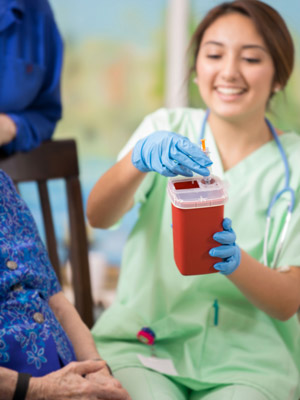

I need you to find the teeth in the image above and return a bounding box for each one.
[217,87,244,95]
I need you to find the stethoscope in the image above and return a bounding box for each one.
[200,110,295,269]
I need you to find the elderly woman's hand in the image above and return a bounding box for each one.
[86,367,131,399]
[26,360,131,400]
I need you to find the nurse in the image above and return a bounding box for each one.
[87,1,300,399]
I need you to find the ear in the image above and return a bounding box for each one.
[273,84,281,93]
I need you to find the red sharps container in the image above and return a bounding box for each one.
[167,174,228,275]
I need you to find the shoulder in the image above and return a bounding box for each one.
[280,132,300,162]
[143,107,206,140]
[24,0,62,43]
[280,131,300,147]
[0,170,16,194]
[118,107,206,160]
[281,132,300,190]
[25,0,54,18]
[145,107,205,124]
[0,170,24,221]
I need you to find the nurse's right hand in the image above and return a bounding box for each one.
[132,130,212,177]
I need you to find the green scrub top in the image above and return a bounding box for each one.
[92,108,300,400]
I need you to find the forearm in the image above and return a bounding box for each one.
[0,367,48,400]
[228,250,300,320]
[2,109,59,155]
[87,150,146,228]
[49,292,100,361]
[0,367,18,400]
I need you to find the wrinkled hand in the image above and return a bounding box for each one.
[132,130,212,177]
[0,114,16,146]
[27,360,131,400]
[86,368,131,399]
[209,218,241,275]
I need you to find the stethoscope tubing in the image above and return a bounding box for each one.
[199,109,295,269]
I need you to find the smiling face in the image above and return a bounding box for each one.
[195,12,277,121]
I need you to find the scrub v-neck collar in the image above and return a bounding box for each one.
[202,119,291,185]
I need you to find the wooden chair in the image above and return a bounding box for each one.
[0,140,94,328]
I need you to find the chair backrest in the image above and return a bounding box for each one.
[0,140,94,328]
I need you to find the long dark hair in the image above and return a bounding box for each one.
[189,0,294,89]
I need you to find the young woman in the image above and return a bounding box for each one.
[87,1,300,399]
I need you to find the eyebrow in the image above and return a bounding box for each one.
[202,41,268,53]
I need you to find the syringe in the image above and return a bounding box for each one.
[201,139,212,184]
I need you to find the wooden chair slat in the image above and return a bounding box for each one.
[0,140,94,327]
[38,181,61,282]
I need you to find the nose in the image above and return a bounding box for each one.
[221,54,240,81]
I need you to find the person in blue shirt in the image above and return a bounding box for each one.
[0,169,131,398]
[0,0,63,155]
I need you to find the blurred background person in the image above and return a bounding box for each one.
[0,0,63,155]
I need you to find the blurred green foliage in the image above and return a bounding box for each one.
[54,6,300,163]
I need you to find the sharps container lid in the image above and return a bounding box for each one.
[167,175,228,209]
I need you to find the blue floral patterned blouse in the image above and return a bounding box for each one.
[0,170,76,376]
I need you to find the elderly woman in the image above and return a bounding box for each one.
[0,169,130,399]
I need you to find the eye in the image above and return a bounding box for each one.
[207,54,221,59]
[243,58,261,63]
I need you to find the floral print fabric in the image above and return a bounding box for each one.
[0,170,76,376]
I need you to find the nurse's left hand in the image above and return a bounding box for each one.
[209,218,241,275]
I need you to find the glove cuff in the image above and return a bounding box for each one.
[132,139,150,172]
[221,244,241,276]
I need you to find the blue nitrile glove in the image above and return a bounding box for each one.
[209,218,241,275]
[132,131,212,177]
